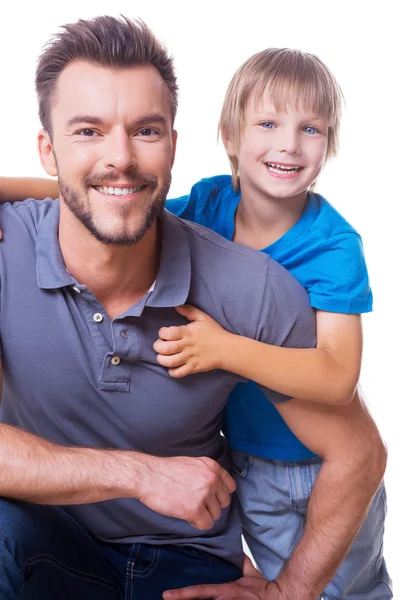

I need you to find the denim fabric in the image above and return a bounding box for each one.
[231,451,392,600]
[0,498,242,599]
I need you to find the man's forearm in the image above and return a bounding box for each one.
[0,423,140,504]
[274,396,387,599]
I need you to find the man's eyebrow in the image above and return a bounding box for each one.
[134,113,169,128]
[66,115,105,128]
[66,113,169,129]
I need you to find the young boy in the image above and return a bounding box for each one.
[155,48,392,599]
[0,49,392,599]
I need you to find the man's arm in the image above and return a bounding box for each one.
[162,389,386,600]
[0,177,59,202]
[0,362,235,530]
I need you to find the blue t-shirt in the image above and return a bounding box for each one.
[167,175,372,461]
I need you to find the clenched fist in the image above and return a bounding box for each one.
[136,454,236,530]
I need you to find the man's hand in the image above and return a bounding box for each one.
[162,556,283,600]
[137,454,236,530]
[154,305,232,377]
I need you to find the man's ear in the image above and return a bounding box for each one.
[38,129,58,176]
[170,129,178,169]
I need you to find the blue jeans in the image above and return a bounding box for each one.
[0,498,242,599]
[231,451,393,600]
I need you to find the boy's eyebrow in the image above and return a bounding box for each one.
[66,113,169,129]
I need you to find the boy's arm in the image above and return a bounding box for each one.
[155,307,361,406]
[0,177,59,202]
[162,389,387,600]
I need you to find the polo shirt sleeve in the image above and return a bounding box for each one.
[254,256,317,404]
[307,232,372,314]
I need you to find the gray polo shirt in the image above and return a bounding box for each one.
[0,198,316,566]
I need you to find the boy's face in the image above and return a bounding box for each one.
[38,61,177,245]
[235,88,328,203]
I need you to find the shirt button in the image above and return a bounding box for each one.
[111,356,121,366]
[93,313,103,323]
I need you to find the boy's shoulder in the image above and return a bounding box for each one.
[311,193,361,241]
[166,175,237,229]
[190,174,235,196]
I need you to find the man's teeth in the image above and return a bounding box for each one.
[267,163,302,174]
[93,185,145,196]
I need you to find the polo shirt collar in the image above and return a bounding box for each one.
[36,200,74,289]
[35,201,191,308]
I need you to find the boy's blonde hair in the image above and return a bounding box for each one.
[219,48,343,190]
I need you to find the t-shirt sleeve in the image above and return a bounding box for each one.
[307,232,372,314]
[166,194,196,221]
[254,257,317,404]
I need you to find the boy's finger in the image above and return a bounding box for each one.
[157,352,186,369]
[168,365,193,378]
[175,304,207,322]
[153,339,185,355]
[158,325,184,340]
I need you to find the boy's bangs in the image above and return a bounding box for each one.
[253,74,336,124]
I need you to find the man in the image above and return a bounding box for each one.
[0,15,386,600]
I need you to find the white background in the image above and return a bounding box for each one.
[1,0,398,586]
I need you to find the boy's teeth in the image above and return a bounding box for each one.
[94,185,145,196]
[267,163,302,173]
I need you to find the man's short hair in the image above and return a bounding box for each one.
[218,48,343,190]
[36,15,178,135]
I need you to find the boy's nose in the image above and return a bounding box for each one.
[278,131,301,155]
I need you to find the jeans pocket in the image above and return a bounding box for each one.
[182,547,227,564]
[230,451,251,479]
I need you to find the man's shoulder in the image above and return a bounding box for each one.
[177,212,270,269]
[0,197,56,232]
[174,212,310,313]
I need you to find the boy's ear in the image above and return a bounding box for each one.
[38,129,58,177]
[224,137,236,157]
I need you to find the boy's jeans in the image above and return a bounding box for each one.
[231,451,393,600]
[0,498,242,599]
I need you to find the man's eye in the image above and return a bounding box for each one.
[261,122,275,129]
[138,128,159,137]
[304,126,319,135]
[76,129,97,137]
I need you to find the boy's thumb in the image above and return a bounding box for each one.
[175,304,203,321]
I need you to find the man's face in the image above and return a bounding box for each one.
[40,61,177,245]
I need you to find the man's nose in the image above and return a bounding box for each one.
[102,130,136,172]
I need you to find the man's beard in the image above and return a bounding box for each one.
[58,170,171,246]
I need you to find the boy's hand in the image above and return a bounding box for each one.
[162,556,281,599]
[154,305,231,377]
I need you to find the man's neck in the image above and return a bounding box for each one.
[58,206,160,320]
[234,181,308,250]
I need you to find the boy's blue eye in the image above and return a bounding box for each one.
[261,122,275,129]
[304,126,319,135]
